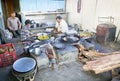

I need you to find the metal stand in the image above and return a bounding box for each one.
[12,66,37,81]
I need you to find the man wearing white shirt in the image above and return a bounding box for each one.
[55,16,68,33]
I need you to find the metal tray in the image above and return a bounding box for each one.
[13,57,36,72]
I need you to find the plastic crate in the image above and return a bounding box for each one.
[0,43,17,67]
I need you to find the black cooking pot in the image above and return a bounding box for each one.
[61,35,80,43]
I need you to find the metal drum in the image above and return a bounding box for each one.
[96,23,116,43]
[12,57,37,81]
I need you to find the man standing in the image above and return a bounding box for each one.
[7,12,21,38]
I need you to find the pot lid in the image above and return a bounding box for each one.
[13,57,36,72]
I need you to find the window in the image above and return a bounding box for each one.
[20,0,65,13]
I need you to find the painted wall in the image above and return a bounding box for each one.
[66,0,96,30]
[66,0,120,34]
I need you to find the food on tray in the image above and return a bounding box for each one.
[0,46,14,54]
[80,31,94,38]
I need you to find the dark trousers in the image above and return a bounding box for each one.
[12,30,21,38]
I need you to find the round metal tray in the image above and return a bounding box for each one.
[13,57,36,73]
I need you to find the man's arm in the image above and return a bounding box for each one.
[53,22,58,33]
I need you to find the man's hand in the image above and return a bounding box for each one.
[53,28,57,32]
[53,28,58,34]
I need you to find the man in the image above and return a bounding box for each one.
[51,16,68,38]
[21,19,37,41]
[21,19,31,40]
[7,12,21,38]
[55,16,68,33]
[21,19,37,42]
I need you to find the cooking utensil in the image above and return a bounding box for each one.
[35,47,41,56]
[61,36,79,43]
[37,33,49,40]
[13,57,36,72]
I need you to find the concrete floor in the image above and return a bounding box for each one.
[0,39,115,81]
[0,61,112,81]
[35,62,111,81]
[0,42,24,81]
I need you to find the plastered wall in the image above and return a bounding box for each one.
[66,0,120,35]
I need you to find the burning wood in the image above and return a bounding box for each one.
[72,43,105,62]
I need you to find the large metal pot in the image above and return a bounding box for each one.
[61,35,80,43]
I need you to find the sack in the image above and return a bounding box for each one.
[5,29,12,39]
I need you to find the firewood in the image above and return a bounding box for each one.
[82,50,106,60]
[83,53,120,74]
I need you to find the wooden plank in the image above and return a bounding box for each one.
[82,50,105,60]
[83,53,120,74]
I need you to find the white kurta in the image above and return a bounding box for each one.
[55,19,68,33]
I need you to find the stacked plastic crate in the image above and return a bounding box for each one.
[0,43,17,67]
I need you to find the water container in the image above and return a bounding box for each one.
[96,23,116,43]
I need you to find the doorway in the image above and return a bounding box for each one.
[1,0,20,28]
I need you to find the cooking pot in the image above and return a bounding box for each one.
[29,45,47,56]
[61,35,80,43]
[29,45,41,56]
